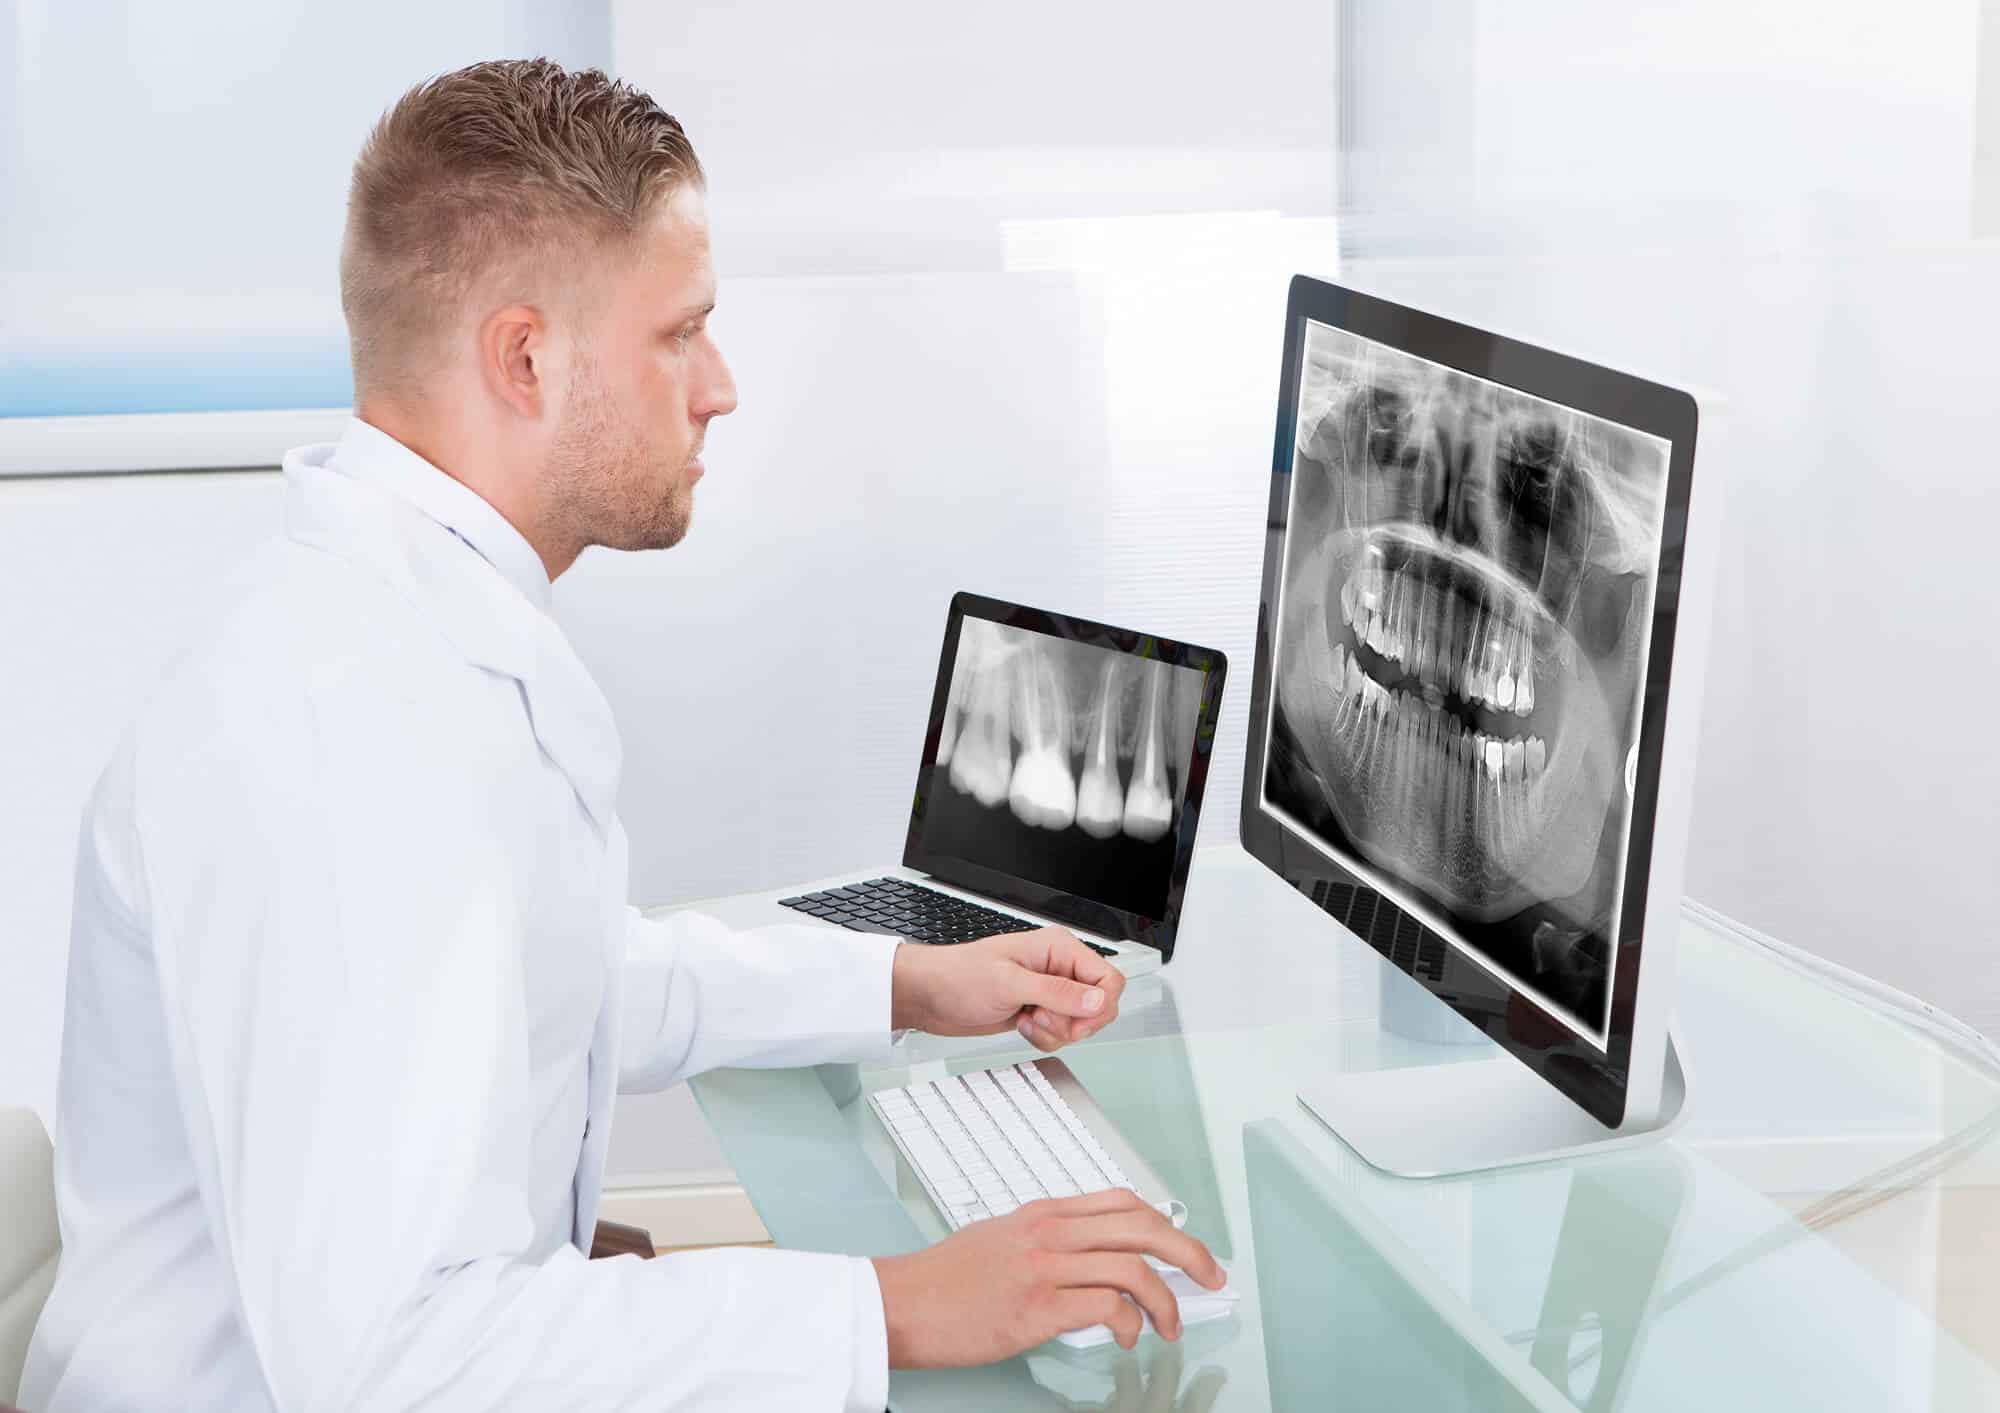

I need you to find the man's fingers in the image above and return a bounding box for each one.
[1010,928,1125,991]
[1050,933,1127,1012]
[1027,997,1115,1044]
[1087,949,1127,1008]
[992,929,1128,1049]
[1050,1253,1181,1339]
[1058,1289,1143,1350]
[1021,1007,1064,1041]
[1026,1004,1105,1044]
[1046,1211,1225,1289]
[1017,1015,1065,1052]
[1020,967,1110,1022]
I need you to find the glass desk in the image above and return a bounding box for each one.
[685,846,2000,1410]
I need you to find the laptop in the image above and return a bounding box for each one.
[769,592,1228,977]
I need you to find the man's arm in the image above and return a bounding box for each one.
[616,912,1128,1093]
[142,673,883,1411]
[615,908,901,1093]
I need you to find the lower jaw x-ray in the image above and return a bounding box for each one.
[1263,323,1672,1038]
[926,621,1203,918]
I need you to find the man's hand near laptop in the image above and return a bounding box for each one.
[878,928,1228,1361]
[890,925,1124,1048]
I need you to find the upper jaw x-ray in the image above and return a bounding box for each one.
[1265,323,1671,1036]
[936,621,1201,845]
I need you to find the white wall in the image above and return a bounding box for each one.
[619,0,1339,279]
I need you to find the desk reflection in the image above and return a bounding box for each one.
[1245,1118,1687,1410]
[1028,1338,1231,1412]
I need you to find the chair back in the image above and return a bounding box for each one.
[0,1108,58,1406]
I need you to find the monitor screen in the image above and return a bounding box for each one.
[919,615,1208,922]
[1258,317,1674,1047]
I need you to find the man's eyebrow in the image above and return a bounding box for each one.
[671,299,717,324]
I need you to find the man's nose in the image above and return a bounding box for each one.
[699,344,739,419]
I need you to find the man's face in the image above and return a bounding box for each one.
[547,183,737,554]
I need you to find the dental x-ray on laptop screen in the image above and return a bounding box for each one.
[1241,277,1714,1172]
[905,593,1227,964]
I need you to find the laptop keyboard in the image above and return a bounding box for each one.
[779,877,1118,956]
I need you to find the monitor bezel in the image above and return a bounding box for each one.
[904,592,1228,963]
[1239,276,1700,1131]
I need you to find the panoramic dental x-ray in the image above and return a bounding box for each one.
[1264,323,1672,1038]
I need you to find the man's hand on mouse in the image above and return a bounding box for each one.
[890,927,1124,1049]
[871,1188,1226,1366]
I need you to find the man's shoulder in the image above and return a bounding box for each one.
[134,537,520,775]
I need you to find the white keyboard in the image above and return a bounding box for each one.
[868,1058,1235,1347]
[870,1060,1147,1225]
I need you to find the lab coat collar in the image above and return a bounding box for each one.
[328,417,554,612]
[281,420,623,830]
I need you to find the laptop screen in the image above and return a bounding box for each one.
[910,599,1217,929]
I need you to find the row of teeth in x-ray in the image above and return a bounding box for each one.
[937,653,1177,842]
[1331,639,1548,845]
[1342,565,1537,716]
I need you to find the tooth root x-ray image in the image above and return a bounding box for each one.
[927,621,1203,918]
[1263,323,1672,1038]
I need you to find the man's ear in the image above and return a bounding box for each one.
[478,303,549,419]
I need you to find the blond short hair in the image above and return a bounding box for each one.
[340,58,703,393]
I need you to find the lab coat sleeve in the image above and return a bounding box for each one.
[141,668,885,1412]
[616,906,902,1092]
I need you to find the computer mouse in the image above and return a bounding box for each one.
[1053,1261,1239,1348]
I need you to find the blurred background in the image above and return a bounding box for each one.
[3,1,1996,1189]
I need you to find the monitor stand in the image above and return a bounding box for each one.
[1296,1034,1689,1178]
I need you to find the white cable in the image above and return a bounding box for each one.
[1682,897,2000,1082]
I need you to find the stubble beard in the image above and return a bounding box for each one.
[547,354,694,557]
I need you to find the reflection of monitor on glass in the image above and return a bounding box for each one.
[1241,276,1715,1173]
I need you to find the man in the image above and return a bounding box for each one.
[23,59,1221,1412]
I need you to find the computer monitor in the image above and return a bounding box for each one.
[1240,276,1714,1174]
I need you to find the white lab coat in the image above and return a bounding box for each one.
[22,419,901,1412]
